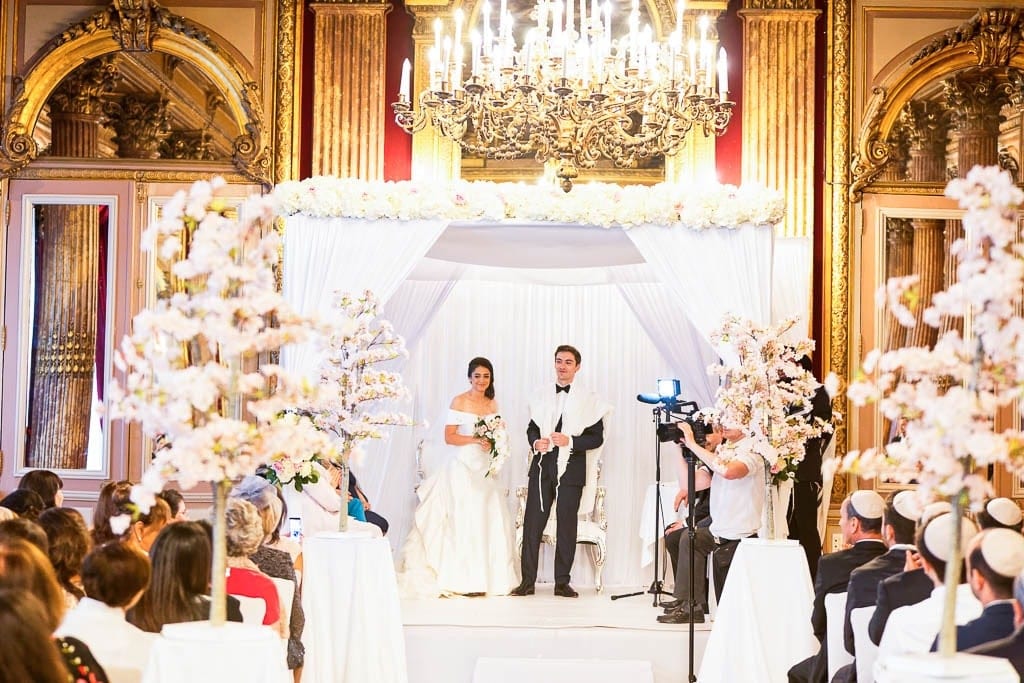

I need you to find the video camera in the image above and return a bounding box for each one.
[636,379,710,449]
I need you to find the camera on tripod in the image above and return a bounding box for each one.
[656,418,710,448]
[636,379,709,448]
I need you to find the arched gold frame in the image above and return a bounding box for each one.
[0,2,272,187]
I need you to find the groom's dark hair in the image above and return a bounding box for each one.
[467,357,496,399]
[555,345,581,364]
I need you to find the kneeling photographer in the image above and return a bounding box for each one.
[657,419,766,624]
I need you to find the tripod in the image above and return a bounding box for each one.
[611,405,675,605]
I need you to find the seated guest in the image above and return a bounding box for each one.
[231,476,305,671]
[157,488,188,522]
[664,439,716,580]
[293,461,383,538]
[128,521,243,631]
[929,528,1024,652]
[349,470,389,535]
[0,489,45,520]
[124,497,171,556]
[0,589,76,683]
[57,542,155,680]
[867,500,952,645]
[658,423,764,625]
[0,540,108,681]
[967,570,1024,675]
[266,485,302,567]
[978,498,1024,533]
[877,513,982,661]
[91,480,133,545]
[223,498,282,633]
[0,517,50,553]
[18,469,64,510]
[38,507,92,608]
[787,490,887,683]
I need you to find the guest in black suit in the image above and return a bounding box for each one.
[787,490,887,683]
[866,501,953,646]
[929,528,1024,652]
[787,356,833,578]
[348,471,388,535]
[968,571,1024,677]
[978,498,1024,533]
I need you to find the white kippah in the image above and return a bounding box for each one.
[892,490,921,522]
[978,528,1024,578]
[920,501,953,526]
[850,490,885,520]
[986,498,1023,527]
[923,513,980,562]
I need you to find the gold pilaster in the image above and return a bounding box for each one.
[901,101,949,183]
[939,219,964,338]
[944,71,1006,176]
[884,218,914,352]
[738,6,820,238]
[310,1,391,179]
[106,94,171,159]
[410,9,459,182]
[904,218,945,349]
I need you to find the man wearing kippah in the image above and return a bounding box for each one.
[978,498,1024,533]
[930,528,1024,652]
[876,513,982,662]
[787,490,887,683]
[968,562,1024,676]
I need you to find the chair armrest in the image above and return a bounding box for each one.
[595,486,607,531]
[515,486,528,530]
[413,439,425,493]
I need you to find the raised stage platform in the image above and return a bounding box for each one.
[401,586,712,683]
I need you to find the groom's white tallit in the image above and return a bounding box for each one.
[528,382,613,506]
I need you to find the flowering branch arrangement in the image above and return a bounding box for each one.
[305,290,415,530]
[709,315,831,484]
[106,177,337,624]
[273,176,785,230]
[474,415,511,478]
[831,166,1024,656]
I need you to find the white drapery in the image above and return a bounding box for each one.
[280,216,447,377]
[773,237,812,340]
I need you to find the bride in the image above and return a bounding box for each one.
[399,357,519,597]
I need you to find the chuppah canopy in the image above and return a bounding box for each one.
[274,177,789,587]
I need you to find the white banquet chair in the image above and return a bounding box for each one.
[232,594,266,625]
[851,605,878,683]
[270,577,295,633]
[514,426,608,592]
[825,592,854,680]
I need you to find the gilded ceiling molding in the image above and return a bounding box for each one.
[743,0,814,9]
[0,0,271,187]
[851,8,1024,200]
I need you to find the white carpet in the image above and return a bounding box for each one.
[402,587,710,683]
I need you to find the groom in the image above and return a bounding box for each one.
[512,344,612,598]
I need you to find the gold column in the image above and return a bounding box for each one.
[738,2,820,238]
[939,219,964,337]
[904,218,945,349]
[27,61,116,469]
[901,101,949,183]
[106,94,171,158]
[409,8,459,182]
[310,0,391,179]
[944,71,1006,176]
[884,218,914,352]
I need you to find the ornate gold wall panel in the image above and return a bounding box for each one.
[310,1,391,180]
[274,0,301,182]
[738,8,819,238]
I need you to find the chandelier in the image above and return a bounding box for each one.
[391,0,734,191]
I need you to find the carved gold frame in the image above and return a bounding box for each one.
[0,1,291,187]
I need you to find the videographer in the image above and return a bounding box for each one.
[657,421,765,625]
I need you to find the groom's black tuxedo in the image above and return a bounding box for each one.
[520,415,604,586]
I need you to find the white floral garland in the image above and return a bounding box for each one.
[273,176,786,230]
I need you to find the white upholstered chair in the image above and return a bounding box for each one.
[851,605,878,683]
[825,592,854,680]
[514,432,608,592]
[231,594,266,625]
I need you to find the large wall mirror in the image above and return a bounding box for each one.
[8,193,119,478]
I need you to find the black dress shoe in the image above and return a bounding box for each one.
[510,583,535,596]
[661,598,683,611]
[657,607,705,624]
[553,583,579,598]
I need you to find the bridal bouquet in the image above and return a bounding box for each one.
[474,415,511,477]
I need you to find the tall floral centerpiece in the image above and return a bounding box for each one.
[834,166,1024,656]
[710,315,832,539]
[310,290,414,532]
[107,178,336,625]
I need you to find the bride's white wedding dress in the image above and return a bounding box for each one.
[399,409,519,597]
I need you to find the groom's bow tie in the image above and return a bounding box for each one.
[556,384,571,394]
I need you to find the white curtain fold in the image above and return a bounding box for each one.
[280,216,448,376]
[624,225,775,359]
[772,237,812,338]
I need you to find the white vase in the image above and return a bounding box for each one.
[761,479,794,540]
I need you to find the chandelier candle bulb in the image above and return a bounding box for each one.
[471,31,481,76]
[400,59,411,102]
[434,18,442,60]
[454,9,463,51]
[675,0,684,39]
[566,0,573,37]
[482,3,492,57]
[603,2,611,47]
[718,47,728,101]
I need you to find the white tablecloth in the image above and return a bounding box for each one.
[142,621,288,683]
[472,657,654,683]
[639,481,682,568]
[301,531,407,683]
[698,538,817,683]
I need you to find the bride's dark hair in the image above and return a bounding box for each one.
[467,357,495,400]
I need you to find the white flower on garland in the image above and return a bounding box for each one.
[709,315,831,483]
[108,178,340,510]
[273,177,786,230]
[833,165,1024,504]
